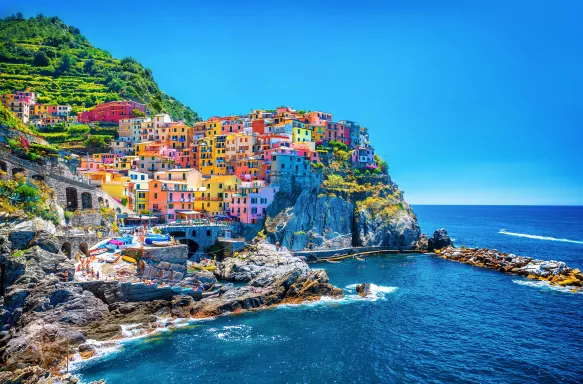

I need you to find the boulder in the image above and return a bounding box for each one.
[27,231,61,254]
[356,283,371,298]
[416,234,428,251]
[427,229,454,252]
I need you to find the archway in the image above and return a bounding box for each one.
[12,167,25,177]
[81,192,93,209]
[0,161,7,173]
[32,174,45,182]
[116,207,121,214]
[171,230,186,238]
[61,242,72,259]
[179,239,199,256]
[65,187,78,210]
[97,197,104,207]
[79,242,89,257]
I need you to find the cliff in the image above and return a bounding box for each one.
[263,143,420,251]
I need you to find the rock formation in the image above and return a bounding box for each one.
[426,228,454,252]
[436,246,583,289]
[265,187,421,251]
[0,229,342,382]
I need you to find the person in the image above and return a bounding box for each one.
[96,271,100,280]
[63,271,69,282]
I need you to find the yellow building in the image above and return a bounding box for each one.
[205,118,222,137]
[194,175,240,216]
[212,135,227,175]
[32,104,49,116]
[101,174,131,201]
[168,122,193,150]
[292,126,312,143]
[311,125,326,143]
[115,156,138,172]
[198,137,216,176]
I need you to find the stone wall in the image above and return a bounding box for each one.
[125,245,188,282]
[160,224,229,252]
[0,150,131,215]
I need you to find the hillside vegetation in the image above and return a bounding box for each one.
[0,13,200,124]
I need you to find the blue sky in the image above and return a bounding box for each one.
[2,0,582,205]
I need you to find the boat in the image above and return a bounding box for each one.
[89,239,111,251]
[105,253,122,263]
[192,264,216,271]
[89,247,108,257]
[152,241,172,247]
[115,236,133,244]
[356,257,365,261]
[122,255,137,264]
[327,259,341,263]
[144,234,171,245]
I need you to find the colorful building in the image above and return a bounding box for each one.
[229,181,275,224]
[77,101,146,124]
[148,180,195,222]
[194,175,240,217]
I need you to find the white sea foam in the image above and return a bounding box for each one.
[498,229,583,244]
[512,279,582,294]
[343,283,398,302]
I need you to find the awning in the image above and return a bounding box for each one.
[176,210,202,215]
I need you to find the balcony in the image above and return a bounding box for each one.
[196,196,223,201]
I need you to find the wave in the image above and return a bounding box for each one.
[69,316,214,373]
[512,279,582,295]
[344,283,397,301]
[498,229,583,244]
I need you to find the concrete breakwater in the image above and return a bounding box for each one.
[436,246,583,289]
[294,246,417,262]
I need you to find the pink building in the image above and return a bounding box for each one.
[78,100,146,124]
[229,181,275,224]
[305,111,332,126]
[149,180,195,222]
[326,122,350,146]
[221,119,244,135]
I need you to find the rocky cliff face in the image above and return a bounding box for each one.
[264,184,421,251]
[0,227,342,382]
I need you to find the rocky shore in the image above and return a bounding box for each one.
[0,225,342,383]
[436,246,583,289]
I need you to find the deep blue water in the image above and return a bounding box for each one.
[414,205,583,268]
[78,206,583,383]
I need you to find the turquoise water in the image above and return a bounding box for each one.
[77,206,583,383]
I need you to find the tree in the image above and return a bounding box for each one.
[132,108,145,118]
[57,54,73,74]
[84,136,107,150]
[33,50,50,66]
[83,59,95,74]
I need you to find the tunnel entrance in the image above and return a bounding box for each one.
[179,239,200,257]
[12,167,25,177]
[65,187,78,210]
[81,192,92,209]
[61,242,72,258]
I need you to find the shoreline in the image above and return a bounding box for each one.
[434,246,583,292]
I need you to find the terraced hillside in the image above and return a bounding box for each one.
[0,14,200,124]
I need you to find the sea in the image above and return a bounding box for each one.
[76,206,583,383]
